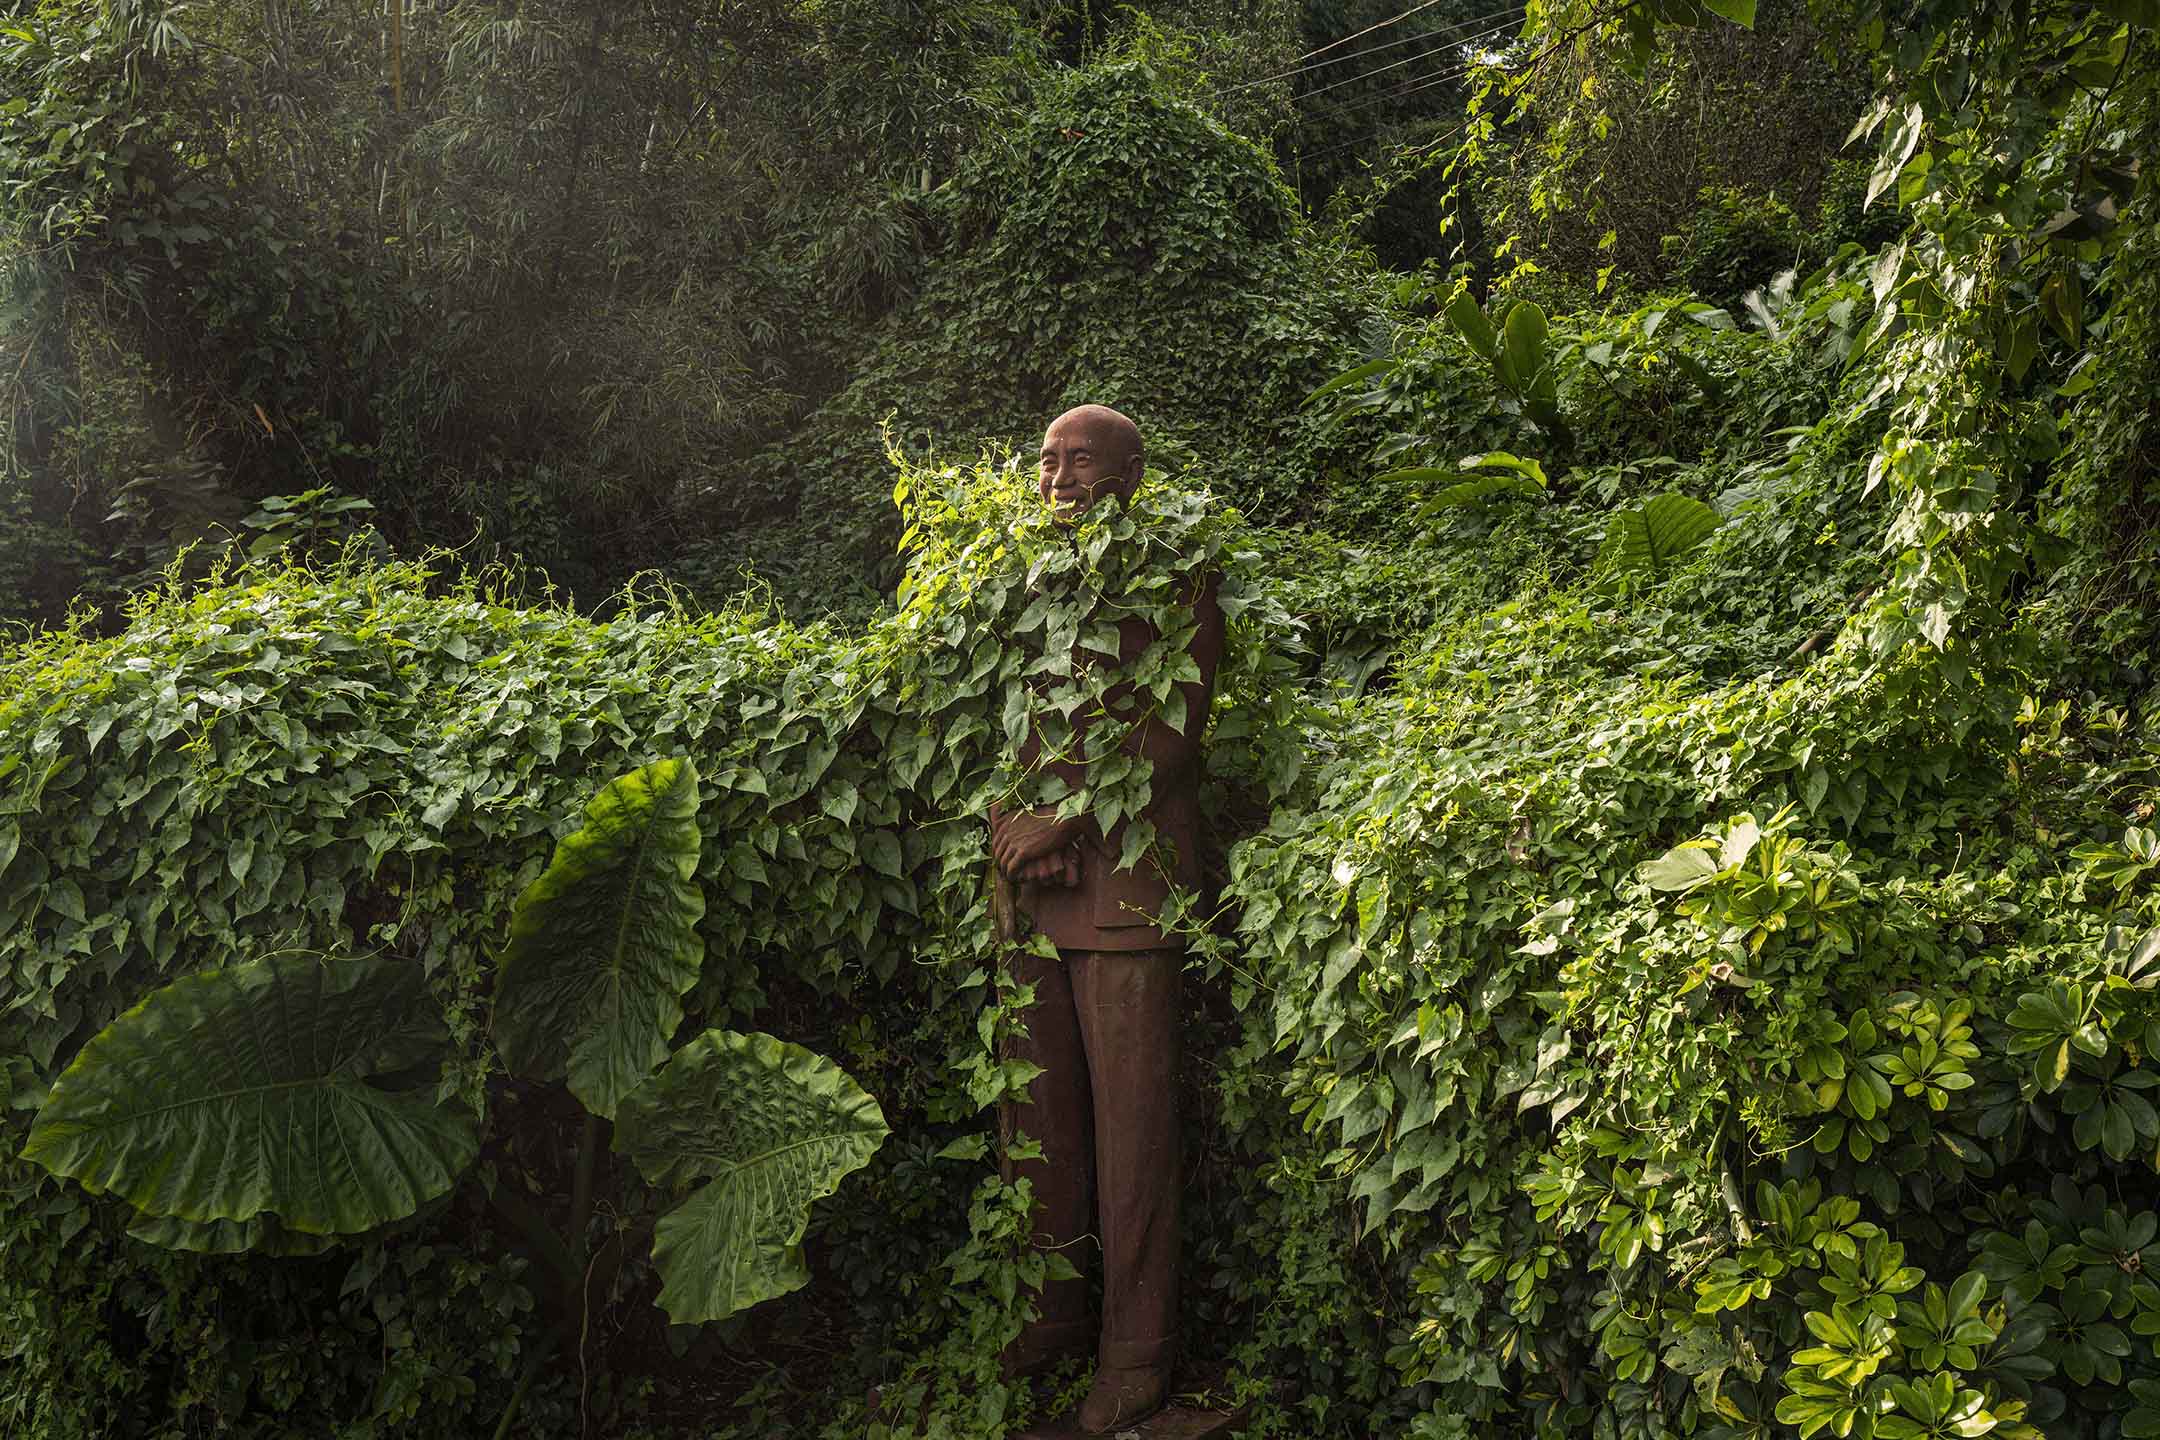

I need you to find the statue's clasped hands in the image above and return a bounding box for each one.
[991,809,1084,888]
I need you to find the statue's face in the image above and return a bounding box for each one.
[1038,410,1139,519]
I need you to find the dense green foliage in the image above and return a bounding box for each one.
[0,470,1299,1434]
[3,0,2159,1433]
[683,61,1390,614]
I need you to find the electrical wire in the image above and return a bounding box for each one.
[1291,16,1521,104]
[1216,4,1521,95]
[1287,23,1514,152]
[1302,117,1465,166]
[1295,42,1507,165]
[1292,0,1466,66]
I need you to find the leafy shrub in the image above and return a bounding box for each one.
[1659,184,1809,312]
[682,60,1393,617]
[21,754,892,1439]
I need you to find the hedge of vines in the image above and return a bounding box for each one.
[0,462,1315,1438]
[8,376,2160,1440]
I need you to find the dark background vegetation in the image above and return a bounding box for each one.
[0,0,1868,625]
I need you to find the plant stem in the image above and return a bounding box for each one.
[490,1322,562,1440]
[490,1112,600,1440]
[569,1110,600,1272]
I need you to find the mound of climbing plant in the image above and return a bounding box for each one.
[4,3,2159,1434]
[0,460,1299,1436]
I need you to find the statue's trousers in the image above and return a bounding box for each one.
[998,945,1182,1372]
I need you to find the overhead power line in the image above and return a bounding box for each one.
[1302,117,1466,167]
[1296,0,1461,65]
[1295,38,1514,165]
[1286,22,1516,150]
[1218,4,1521,95]
[1292,16,1521,104]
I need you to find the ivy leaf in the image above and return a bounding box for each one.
[614,1030,888,1324]
[492,758,707,1119]
[2041,272,2084,344]
[1867,104,1925,207]
[23,955,472,1237]
[1643,842,1721,891]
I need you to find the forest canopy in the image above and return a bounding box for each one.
[2,0,2157,1437]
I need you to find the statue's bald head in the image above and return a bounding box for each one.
[1039,405,1145,517]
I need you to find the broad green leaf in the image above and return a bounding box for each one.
[1720,816,1761,869]
[1600,494,1723,579]
[1303,358,1393,406]
[1700,0,1756,27]
[1643,843,1721,891]
[2119,924,2160,986]
[2041,272,2084,344]
[492,758,707,1118]
[2003,316,2039,382]
[1445,289,1497,360]
[1867,104,1925,207]
[1392,453,1549,513]
[1496,301,1551,398]
[128,1211,338,1256]
[1422,473,1546,511]
[615,1030,889,1324]
[23,956,471,1236]
[1459,451,1550,485]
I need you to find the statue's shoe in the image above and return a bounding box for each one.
[1075,1364,1168,1433]
[999,1319,1093,1382]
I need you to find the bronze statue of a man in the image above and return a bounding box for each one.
[986,404,1224,1433]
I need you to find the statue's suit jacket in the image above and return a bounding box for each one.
[990,569,1225,952]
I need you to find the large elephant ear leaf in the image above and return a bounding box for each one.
[1599,493,1723,580]
[128,1212,338,1257]
[21,956,471,1238]
[615,1030,888,1325]
[492,758,706,1118]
